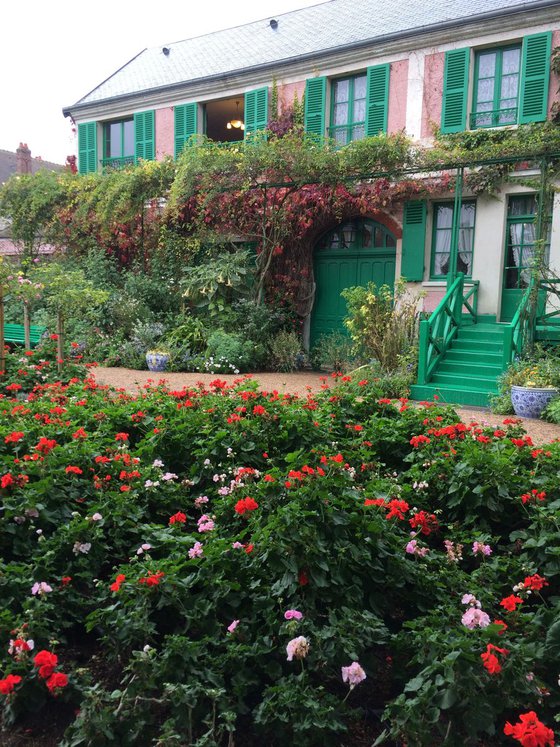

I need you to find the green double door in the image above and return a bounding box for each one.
[310,219,396,348]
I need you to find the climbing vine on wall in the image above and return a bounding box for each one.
[0,123,559,302]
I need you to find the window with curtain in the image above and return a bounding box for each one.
[504,195,550,289]
[329,74,367,146]
[471,46,521,128]
[431,202,476,278]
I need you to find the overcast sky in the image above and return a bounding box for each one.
[1,0,320,164]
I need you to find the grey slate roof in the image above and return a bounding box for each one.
[71,0,556,107]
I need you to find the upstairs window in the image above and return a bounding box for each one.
[305,66,389,142]
[441,32,552,134]
[471,46,521,128]
[329,74,367,146]
[102,119,134,169]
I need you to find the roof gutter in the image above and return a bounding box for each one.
[63,0,560,117]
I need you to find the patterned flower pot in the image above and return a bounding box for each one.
[146,352,170,372]
[510,385,558,419]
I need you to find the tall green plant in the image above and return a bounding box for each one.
[342,278,420,372]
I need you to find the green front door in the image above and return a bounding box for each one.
[501,195,547,322]
[310,219,396,347]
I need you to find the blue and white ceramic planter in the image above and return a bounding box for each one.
[146,352,170,372]
[511,385,558,419]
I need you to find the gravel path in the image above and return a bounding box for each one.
[91,367,560,446]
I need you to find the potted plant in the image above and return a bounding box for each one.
[509,358,560,419]
[145,347,171,372]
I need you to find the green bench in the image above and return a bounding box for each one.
[4,324,48,348]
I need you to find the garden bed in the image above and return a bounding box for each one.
[0,368,558,746]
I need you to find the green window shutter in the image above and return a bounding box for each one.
[441,48,469,134]
[365,64,389,136]
[244,87,268,138]
[174,103,198,158]
[519,32,552,124]
[401,200,427,281]
[78,122,97,174]
[134,110,155,161]
[304,77,326,136]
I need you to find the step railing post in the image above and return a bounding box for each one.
[502,327,513,369]
[417,319,430,385]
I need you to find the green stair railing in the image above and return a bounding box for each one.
[417,274,479,385]
[502,279,536,368]
[536,278,560,327]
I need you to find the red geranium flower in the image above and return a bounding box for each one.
[523,574,548,591]
[481,643,509,675]
[234,497,259,515]
[410,435,431,448]
[409,510,439,536]
[110,574,126,592]
[364,498,386,507]
[1,473,14,489]
[169,511,187,525]
[35,437,57,454]
[4,431,24,443]
[504,711,554,747]
[46,671,68,694]
[65,466,83,475]
[500,595,523,612]
[0,674,22,694]
[139,570,165,587]
[385,499,409,520]
[33,650,58,679]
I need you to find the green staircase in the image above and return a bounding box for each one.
[410,321,504,407]
[409,274,560,408]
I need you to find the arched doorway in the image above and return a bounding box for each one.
[309,218,396,348]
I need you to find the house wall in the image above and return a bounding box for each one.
[421,52,444,140]
[278,81,306,112]
[548,29,560,116]
[156,108,174,161]
[388,59,408,135]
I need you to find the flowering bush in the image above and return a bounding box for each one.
[0,363,557,744]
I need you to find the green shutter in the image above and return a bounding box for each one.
[441,49,469,134]
[365,64,389,136]
[78,122,97,174]
[519,32,552,124]
[244,87,268,138]
[174,103,198,158]
[304,77,326,137]
[134,110,155,161]
[401,201,427,282]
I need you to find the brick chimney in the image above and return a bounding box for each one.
[16,143,32,174]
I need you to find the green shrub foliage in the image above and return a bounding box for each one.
[0,353,557,744]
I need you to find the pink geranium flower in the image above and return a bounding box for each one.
[341,662,366,689]
[286,636,309,661]
[284,609,303,621]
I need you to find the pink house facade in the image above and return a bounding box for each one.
[63,0,560,404]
